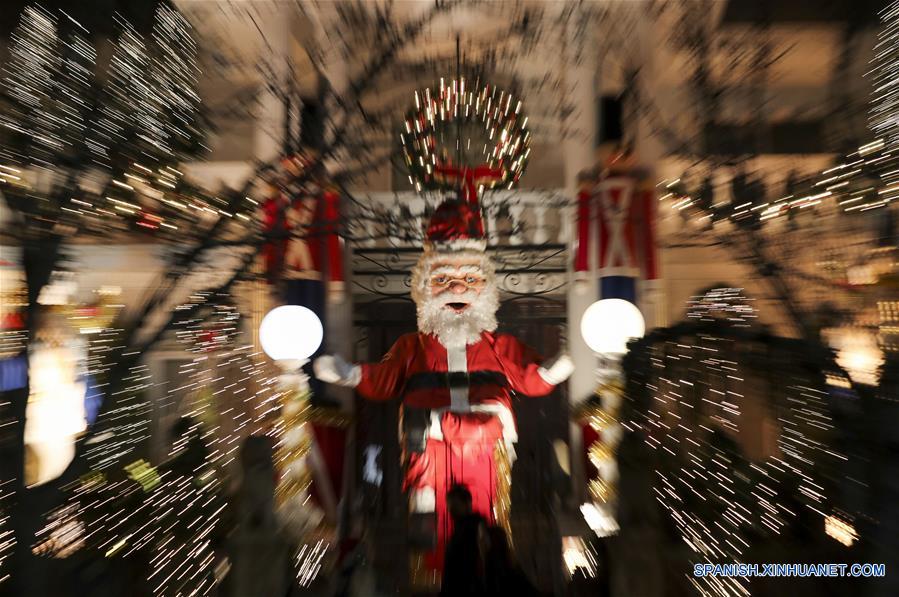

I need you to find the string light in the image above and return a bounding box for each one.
[295,540,329,587]
[685,287,757,326]
[824,514,858,547]
[173,291,241,353]
[35,289,280,595]
[0,478,13,584]
[0,4,222,242]
[561,536,598,578]
[31,272,360,595]
[870,1,899,147]
[622,301,849,596]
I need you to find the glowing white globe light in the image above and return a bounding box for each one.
[581,299,645,355]
[259,305,323,361]
[824,327,883,386]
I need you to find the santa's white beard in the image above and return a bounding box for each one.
[416,285,499,348]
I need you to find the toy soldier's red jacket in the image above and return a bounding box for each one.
[356,330,556,412]
[261,188,344,290]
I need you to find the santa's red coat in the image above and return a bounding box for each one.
[357,331,555,409]
[356,330,557,576]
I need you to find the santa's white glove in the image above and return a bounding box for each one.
[538,353,575,386]
[313,354,361,387]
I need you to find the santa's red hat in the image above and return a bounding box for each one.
[411,197,497,312]
[425,199,487,252]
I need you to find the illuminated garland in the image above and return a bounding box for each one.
[575,384,622,506]
[273,389,316,508]
[400,78,530,194]
[493,440,513,543]
[173,291,241,353]
[870,1,899,148]
[685,286,757,326]
[657,144,898,228]
[273,389,336,588]
[271,381,351,588]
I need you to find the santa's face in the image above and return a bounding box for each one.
[413,253,499,348]
[428,257,487,313]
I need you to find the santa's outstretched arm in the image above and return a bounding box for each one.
[313,334,412,400]
[538,353,576,385]
[495,335,574,396]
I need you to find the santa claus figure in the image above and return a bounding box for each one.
[314,198,573,577]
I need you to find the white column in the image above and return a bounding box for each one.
[631,8,667,330]
[562,20,599,505]
[252,5,291,164]
[309,5,355,411]
[509,203,525,245]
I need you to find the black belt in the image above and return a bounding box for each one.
[404,370,509,393]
